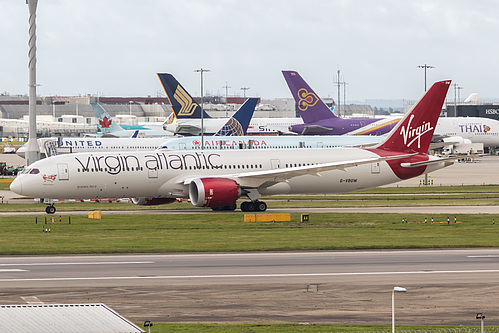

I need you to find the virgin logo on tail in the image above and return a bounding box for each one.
[400,114,434,149]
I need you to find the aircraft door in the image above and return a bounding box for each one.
[371,162,380,174]
[270,159,281,169]
[179,143,186,150]
[148,167,158,178]
[317,142,324,148]
[57,163,69,180]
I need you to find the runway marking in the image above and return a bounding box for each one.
[1,269,499,282]
[21,296,44,305]
[0,261,154,267]
[0,269,27,272]
[467,255,499,258]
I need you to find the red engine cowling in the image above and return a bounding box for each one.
[189,178,241,207]
[131,197,177,206]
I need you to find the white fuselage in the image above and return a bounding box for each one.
[159,135,384,150]
[16,137,172,158]
[164,117,302,135]
[436,117,499,148]
[12,148,446,201]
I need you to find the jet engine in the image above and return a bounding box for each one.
[189,177,241,207]
[443,136,472,144]
[131,197,177,206]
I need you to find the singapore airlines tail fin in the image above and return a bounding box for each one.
[214,98,259,136]
[282,70,337,123]
[157,73,211,120]
[91,103,126,135]
[376,80,451,154]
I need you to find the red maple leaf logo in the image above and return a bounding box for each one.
[99,116,112,129]
[193,140,201,147]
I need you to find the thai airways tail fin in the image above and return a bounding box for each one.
[91,103,125,134]
[157,73,211,119]
[376,80,451,154]
[214,98,259,136]
[282,70,337,123]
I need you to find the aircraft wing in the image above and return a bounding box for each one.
[429,141,460,150]
[179,153,416,190]
[401,157,457,168]
[300,125,333,135]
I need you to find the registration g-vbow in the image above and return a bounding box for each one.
[11,81,454,214]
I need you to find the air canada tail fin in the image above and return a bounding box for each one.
[376,80,451,154]
[282,70,337,123]
[157,73,211,119]
[214,98,259,136]
[91,103,125,134]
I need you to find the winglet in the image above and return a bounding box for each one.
[157,73,212,119]
[376,80,451,154]
[90,103,125,134]
[282,70,337,123]
[214,98,259,136]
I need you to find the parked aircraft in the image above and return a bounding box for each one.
[92,103,173,138]
[159,135,384,150]
[435,117,499,149]
[283,70,400,136]
[16,98,259,159]
[284,71,499,152]
[158,73,301,135]
[11,80,454,214]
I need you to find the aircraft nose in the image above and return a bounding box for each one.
[10,177,23,195]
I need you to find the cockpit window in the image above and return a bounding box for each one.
[29,168,40,174]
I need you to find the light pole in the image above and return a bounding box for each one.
[417,64,435,91]
[417,64,435,186]
[476,313,485,333]
[25,0,40,166]
[392,286,406,333]
[240,87,249,99]
[194,68,210,149]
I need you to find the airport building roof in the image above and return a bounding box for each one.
[0,303,145,333]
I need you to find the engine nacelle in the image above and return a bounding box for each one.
[131,197,177,206]
[189,177,241,207]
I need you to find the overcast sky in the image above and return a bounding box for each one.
[1,0,499,102]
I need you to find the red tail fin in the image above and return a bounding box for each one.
[377,80,451,153]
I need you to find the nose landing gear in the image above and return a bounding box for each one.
[45,205,56,214]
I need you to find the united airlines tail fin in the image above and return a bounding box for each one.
[157,73,211,119]
[91,103,126,134]
[214,98,259,136]
[376,80,451,154]
[282,70,337,123]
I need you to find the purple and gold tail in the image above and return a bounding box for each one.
[282,70,337,123]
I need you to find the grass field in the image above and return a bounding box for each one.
[1,212,497,255]
[135,323,491,332]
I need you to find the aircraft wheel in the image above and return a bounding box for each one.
[226,203,237,211]
[246,202,255,212]
[45,205,56,214]
[240,202,248,212]
[256,201,267,212]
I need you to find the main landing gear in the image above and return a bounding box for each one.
[211,203,237,211]
[45,205,56,214]
[240,201,267,212]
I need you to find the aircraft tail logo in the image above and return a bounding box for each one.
[157,73,211,119]
[91,103,124,133]
[174,84,198,116]
[375,80,451,154]
[99,116,113,129]
[214,98,258,136]
[282,70,338,123]
[297,88,319,111]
